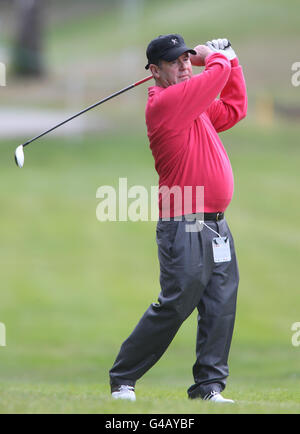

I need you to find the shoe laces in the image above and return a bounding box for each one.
[119,385,135,392]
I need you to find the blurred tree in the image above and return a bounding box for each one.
[12,0,44,76]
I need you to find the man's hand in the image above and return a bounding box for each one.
[190,44,213,67]
[206,38,237,61]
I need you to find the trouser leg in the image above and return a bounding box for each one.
[187,219,239,399]
[109,298,194,387]
[109,219,211,387]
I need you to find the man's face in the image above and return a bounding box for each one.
[150,52,193,88]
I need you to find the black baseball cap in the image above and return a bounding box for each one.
[145,34,196,70]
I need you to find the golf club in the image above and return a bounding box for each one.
[14,75,153,168]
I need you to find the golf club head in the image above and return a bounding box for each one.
[15,145,25,168]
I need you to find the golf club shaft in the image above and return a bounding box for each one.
[22,75,153,148]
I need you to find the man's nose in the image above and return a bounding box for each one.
[178,59,186,69]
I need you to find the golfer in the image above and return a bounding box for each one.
[109,34,247,403]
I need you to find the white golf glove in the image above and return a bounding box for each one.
[206,38,236,61]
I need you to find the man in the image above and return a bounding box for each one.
[109,34,247,403]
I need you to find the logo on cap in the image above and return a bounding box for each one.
[171,38,178,45]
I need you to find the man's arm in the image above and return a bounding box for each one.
[149,52,232,132]
[206,56,248,132]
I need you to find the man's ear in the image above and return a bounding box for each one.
[149,64,160,80]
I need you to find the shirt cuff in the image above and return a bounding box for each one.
[205,51,230,65]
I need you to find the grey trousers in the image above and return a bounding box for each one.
[109,217,239,399]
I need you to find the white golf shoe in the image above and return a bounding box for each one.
[204,390,234,403]
[111,385,136,402]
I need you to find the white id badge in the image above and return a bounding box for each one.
[212,237,231,263]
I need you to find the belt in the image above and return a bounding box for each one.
[203,212,224,221]
[184,212,224,222]
[160,212,224,222]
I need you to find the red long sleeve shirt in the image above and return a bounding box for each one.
[145,52,247,218]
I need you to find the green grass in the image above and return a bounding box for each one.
[43,0,300,106]
[1,0,300,414]
[0,121,300,413]
[1,378,300,414]
[46,0,300,64]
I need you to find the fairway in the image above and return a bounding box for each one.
[1,122,300,414]
[1,0,300,415]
